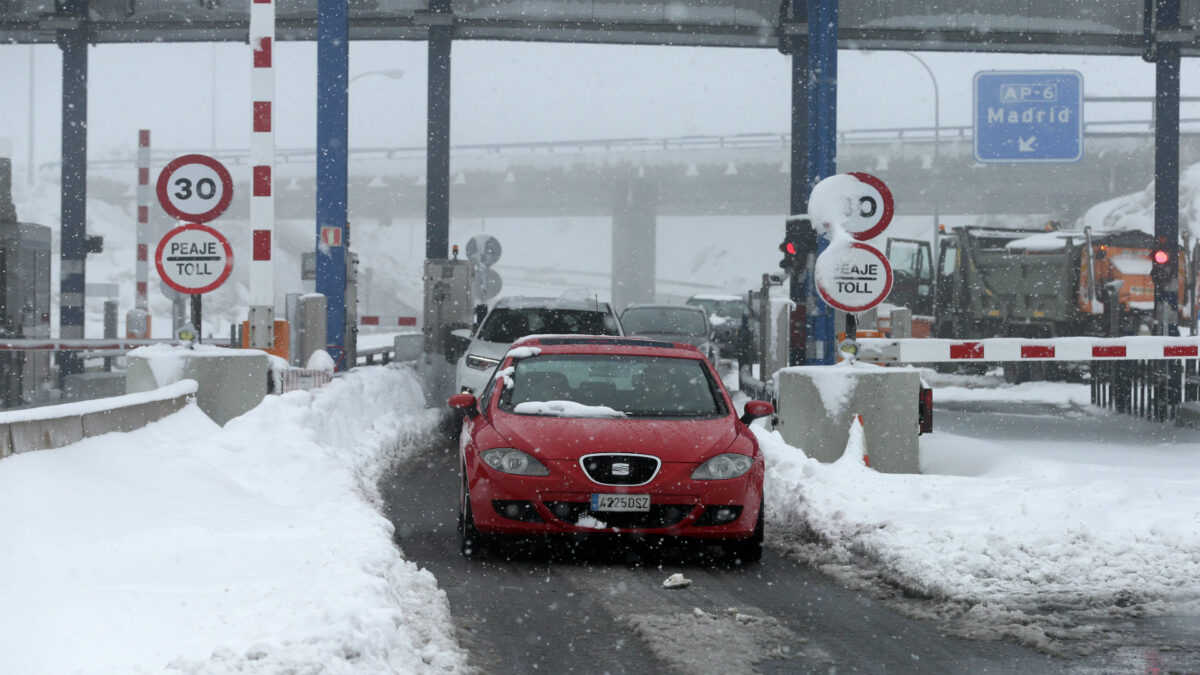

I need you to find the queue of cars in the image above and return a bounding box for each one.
[448,293,773,563]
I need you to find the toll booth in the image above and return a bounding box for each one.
[0,159,53,408]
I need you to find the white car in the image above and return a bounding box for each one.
[454,296,624,396]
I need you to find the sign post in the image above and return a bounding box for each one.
[974,70,1083,163]
[155,223,234,343]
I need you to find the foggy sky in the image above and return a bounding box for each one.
[0,39,1194,171]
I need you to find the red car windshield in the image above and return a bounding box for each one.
[498,354,725,418]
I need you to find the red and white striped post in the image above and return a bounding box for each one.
[247,0,276,349]
[125,129,151,338]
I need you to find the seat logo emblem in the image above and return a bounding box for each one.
[612,462,631,476]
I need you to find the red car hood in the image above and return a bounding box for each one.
[489,413,740,462]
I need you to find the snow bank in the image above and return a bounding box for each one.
[0,365,467,674]
[760,423,1200,635]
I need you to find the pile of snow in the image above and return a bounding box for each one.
[759,393,1200,651]
[1080,161,1200,239]
[0,365,467,674]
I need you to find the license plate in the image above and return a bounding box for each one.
[590,493,650,512]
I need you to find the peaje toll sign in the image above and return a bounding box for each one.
[155,223,234,295]
[814,241,893,313]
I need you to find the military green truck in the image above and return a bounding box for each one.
[887,226,1196,342]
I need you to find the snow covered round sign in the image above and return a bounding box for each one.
[814,241,894,313]
[155,223,234,295]
[807,172,895,241]
[156,154,234,223]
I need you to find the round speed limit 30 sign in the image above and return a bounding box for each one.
[156,154,234,223]
[814,241,894,313]
[155,224,234,295]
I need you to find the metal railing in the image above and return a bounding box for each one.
[49,120,1200,175]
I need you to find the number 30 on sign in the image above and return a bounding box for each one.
[156,154,234,223]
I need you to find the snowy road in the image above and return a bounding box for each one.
[381,435,1060,673]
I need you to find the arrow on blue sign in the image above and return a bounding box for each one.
[974,70,1083,164]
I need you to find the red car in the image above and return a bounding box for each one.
[447,335,775,563]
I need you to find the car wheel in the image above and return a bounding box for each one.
[459,475,488,558]
[724,499,764,565]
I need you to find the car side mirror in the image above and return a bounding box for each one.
[448,393,479,418]
[740,400,774,425]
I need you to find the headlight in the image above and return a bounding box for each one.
[465,354,501,371]
[691,453,753,480]
[481,448,549,476]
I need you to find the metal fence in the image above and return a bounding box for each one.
[1090,359,1189,421]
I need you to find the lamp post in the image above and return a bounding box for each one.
[27,46,35,185]
[901,52,940,258]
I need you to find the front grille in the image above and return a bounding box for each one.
[580,453,660,486]
[545,502,694,530]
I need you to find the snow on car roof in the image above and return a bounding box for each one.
[492,295,612,312]
[510,334,704,357]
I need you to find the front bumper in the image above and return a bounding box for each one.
[467,457,762,540]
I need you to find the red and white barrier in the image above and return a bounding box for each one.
[360,316,418,328]
[247,0,276,347]
[136,129,150,311]
[857,336,1200,364]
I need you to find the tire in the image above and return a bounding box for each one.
[724,500,764,565]
[458,476,488,558]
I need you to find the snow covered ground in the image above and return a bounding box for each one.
[0,363,467,674]
[3,360,1199,671]
[760,371,1200,654]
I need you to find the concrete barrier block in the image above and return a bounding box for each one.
[775,365,921,474]
[394,333,424,362]
[81,406,148,436]
[0,428,12,458]
[127,347,269,426]
[8,417,85,453]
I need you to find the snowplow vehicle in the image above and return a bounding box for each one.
[885,226,1196,343]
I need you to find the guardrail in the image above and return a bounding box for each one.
[0,380,196,458]
[52,120,1200,175]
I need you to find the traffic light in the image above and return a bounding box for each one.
[1151,247,1176,288]
[779,216,817,278]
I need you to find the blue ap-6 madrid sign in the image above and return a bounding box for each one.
[974,70,1083,163]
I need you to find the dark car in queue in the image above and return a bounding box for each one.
[685,293,757,364]
[448,335,775,563]
[619,304,720,365]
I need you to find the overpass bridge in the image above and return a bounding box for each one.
[82,123,1200,224]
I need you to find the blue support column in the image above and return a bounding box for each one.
[807,0,838,364]
[426,0,452,260]
[57,1,88,380]
[316,0,349,366]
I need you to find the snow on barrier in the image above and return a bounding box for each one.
[0,380,196,458]
[856,336,1200,363]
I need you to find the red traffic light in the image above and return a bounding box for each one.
[1153,249,1170,265]
[785,242,797,255]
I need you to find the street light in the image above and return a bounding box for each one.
[900,52,940,259]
